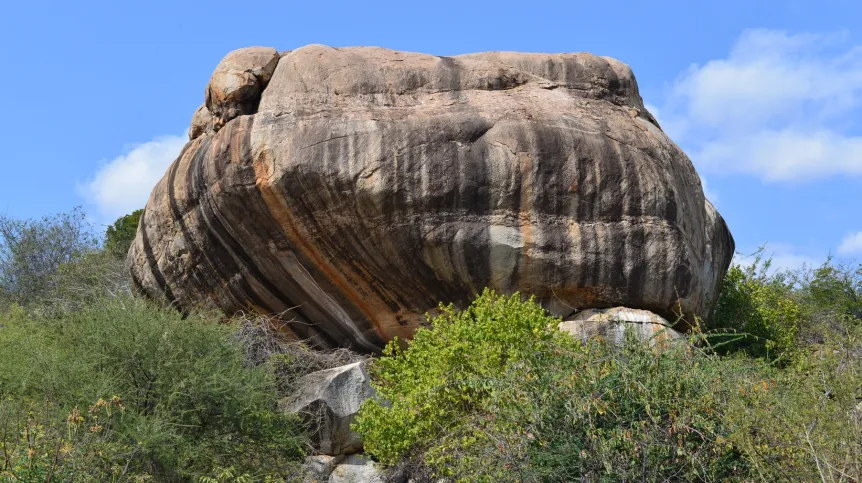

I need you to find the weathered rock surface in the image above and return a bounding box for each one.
[129,44,734,351]
[280,361,374,456]
[188,104,212,140]
[327,455,383,483]
[559,307,683,346]
[303,455,345,482]
[203,46,280,132]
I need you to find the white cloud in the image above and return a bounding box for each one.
[697,128,862,181]
[768,251,821,273]
[658,29,862,182]
[78,134,186,222]
[699,176,719,204]
[646,102,720,202]
[838,231,862,255]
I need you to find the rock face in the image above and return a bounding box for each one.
[128,44,734,351]
[559,307,683,346]
[302,454,385,483]
[326,455,383,483]
[281,361,374,456]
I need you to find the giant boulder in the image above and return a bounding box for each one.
[128,44,734,351]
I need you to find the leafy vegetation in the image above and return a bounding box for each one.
[0,209,314,482]
[710,255,803,362]
[2,207,860,481]
[104,209,143,258]
[358,277,862,481]
[356,291,750,481]
[0,297,307,482]
[0,207,99,307]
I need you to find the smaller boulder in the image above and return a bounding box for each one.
[204,46,280,130]
[281,361,375,456]
[559,307,683,346]
[328,455,383,483]
[189,104,212,140]
[303,455,344,482]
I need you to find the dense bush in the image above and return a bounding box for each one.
[357,288,862,482]
[0,207,370,482]
[356,291,749,481]
[794,259,862,337]
[0,297,307,482]
[710,252,861,364]
[710,255,802,362]
[729,319,862,480]
[0,208,132,315]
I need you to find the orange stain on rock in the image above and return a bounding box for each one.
[252,152,392,342]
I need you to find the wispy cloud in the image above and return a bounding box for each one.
[648,100,720,203]
[838,231,862,255]
[654,29,862,182]
[733,242,822,273]
[78,134,186,222]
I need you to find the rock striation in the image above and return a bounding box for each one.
[128,44,734,351]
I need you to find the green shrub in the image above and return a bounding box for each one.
[105,209,143,259]
[0,396,139,482]
[354,290,559,465]
[0,296,306,482]
[726,315,862,481]
[710,255,802,362]
[355,290,758,482]
[795,259,862,326]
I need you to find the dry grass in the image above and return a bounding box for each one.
[233,312,367,396]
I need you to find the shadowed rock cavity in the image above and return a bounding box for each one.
[129,44,735,352]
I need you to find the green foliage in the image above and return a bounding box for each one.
[726,319,862,481]
[0,207,132,314]
[0,296,306,482]
[105,209,143,258]
[0,396,140,482]
[0,207,99,307]
[358,288,862,482]
[710,255,802,362]
[795,258,862,323]
[356,290,754,481]
[356,289,560,469]
[3,204,859,481]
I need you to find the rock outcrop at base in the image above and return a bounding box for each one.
[128,44,734,351]
[281,361,374,456]
[560,307,683,346]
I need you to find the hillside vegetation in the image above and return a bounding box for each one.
[1,208,860,482]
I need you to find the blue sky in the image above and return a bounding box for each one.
[1,0,860,269]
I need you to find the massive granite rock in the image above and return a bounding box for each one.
[128,44,734,351]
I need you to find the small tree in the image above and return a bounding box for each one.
[104,209,143,258]
[0,207,98,306]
